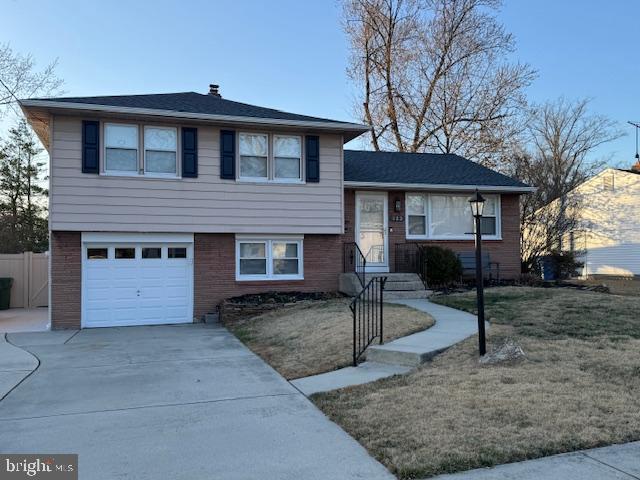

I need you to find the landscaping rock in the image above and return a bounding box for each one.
[480,339,525,365]
[586,284,610,294]
[219,291,339,323]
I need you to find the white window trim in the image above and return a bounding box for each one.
[237,132,305,185]
[235,236,304,281]
[238,131,270,182]
[143,125,179,178]
[273,134,303,183]
[102,123,183,179]
[405,193,502,241]
[104,122,140,176]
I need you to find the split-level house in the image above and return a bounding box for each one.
[20,85,533,329]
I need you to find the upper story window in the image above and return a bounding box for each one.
[105,124,138,173]
[274,135,301,181]
[239,133,269,179]
[406,193,501,240]
[103,123,179,177]
[238,132,302,183]
[144,127,177,175]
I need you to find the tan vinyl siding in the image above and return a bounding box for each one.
[50,116,344,234]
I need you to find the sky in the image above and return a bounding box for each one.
[2,0,639,167]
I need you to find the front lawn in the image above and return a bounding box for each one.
[223,297,434,379]
[313,287,640,479]
[567,277,640,297]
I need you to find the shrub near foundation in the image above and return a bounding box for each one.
[423,246,463,286]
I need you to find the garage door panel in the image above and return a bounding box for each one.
[85,288,113,301]
[83,240,193,328]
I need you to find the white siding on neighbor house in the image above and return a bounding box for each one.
[50,116,344,234]
[569,169,640,277]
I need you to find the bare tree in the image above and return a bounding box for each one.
[343,0,535,167]
[0,43,62,116]
[514,98,624,271]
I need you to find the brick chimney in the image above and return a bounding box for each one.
[208,84,221,98]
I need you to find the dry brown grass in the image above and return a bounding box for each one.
[313,287,640,479]
[569,277,640,297]
[223,297,434,380]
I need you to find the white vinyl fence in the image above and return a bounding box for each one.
[0,252,48,308]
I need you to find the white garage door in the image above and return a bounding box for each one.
[82,236,193,328]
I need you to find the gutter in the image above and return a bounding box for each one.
[344,181,536,193]
[19,99,370,135]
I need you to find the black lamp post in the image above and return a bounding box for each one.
[468,189,487,356]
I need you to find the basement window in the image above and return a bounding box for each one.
[236,238,303,281]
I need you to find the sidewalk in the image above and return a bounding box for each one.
[431,441,640,479]
[292,299,483,395]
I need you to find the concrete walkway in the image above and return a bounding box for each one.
[292,299,483,395]
[0,333,39,399]
[1,324,393,480]
[431,441,640,479]
[0,308,49,333]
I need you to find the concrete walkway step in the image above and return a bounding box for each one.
[292,299,483,395]
[291,362,412,396]
[367,299,486,366]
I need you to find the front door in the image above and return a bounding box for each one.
[355,192,389,272]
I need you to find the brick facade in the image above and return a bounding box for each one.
[193,233,343,318]
[50,231,81,329]
[50,191,521,328]
[343,189,522,279]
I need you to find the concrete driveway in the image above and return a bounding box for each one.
[0,307,49,333]
[0,323,393,479]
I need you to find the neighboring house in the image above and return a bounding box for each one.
[551,166,640,277]
[20,86,532,329]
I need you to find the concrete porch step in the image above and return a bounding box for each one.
[365,273,422,283]
[383,290,432,300]
[383,280,426,291]
[339,272,429,297]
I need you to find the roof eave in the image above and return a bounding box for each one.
[19,100,369,141]
[344,180,536,193]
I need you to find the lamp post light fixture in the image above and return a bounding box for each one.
[468,189,487,356]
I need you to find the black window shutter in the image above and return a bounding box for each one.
[82,120,99,174]
[305,135,320,183]
[182,127,198,178]
[220,130,236,179]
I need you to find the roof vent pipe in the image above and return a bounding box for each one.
[209,84,221,97]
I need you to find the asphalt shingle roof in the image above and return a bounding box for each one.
[31,92,359,125]
[344,150,530,188]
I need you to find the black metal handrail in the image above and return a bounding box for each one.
[343,242,367,288]
[395,243,428,289]
[350,276,387,366]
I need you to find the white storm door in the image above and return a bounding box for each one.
[355,192,389,273]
